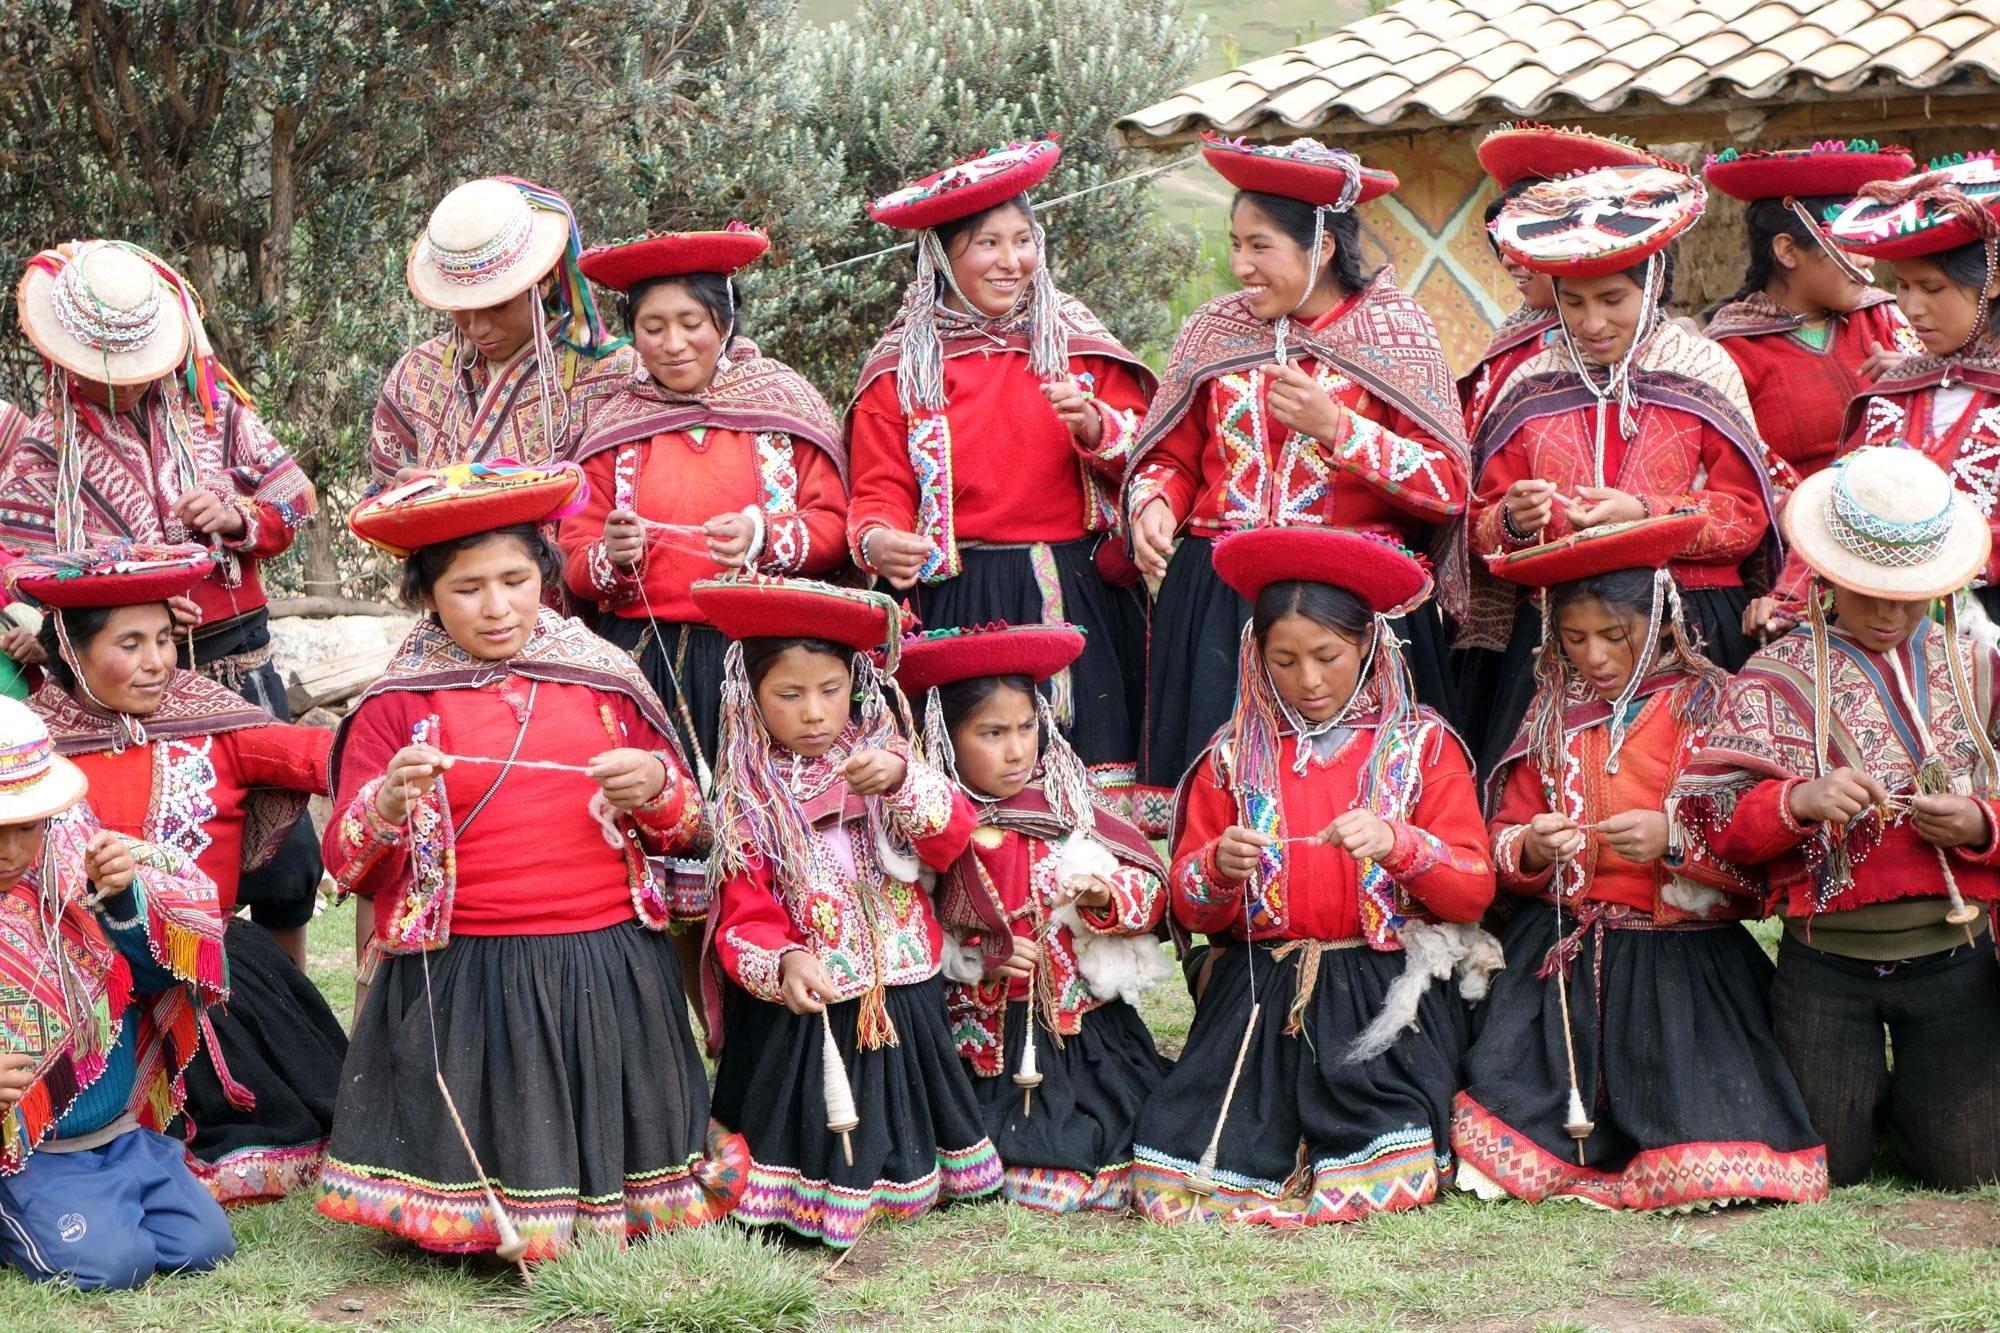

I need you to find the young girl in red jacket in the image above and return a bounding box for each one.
[696,576,998,1248]
[1130,528,1498,1227]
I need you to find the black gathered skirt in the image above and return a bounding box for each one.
[1471,585,1750,783]
[968,998,1172,1213]
[1140,534,1460,831]
[913,537,1148,797]
[177,918,347,1205]
[1131,939,1466,1226]
[596,614,730,771]
[1452,905,1827,1210]
[710,975,1002,1248]
[314,921,746,1262]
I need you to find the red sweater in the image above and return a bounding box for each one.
[560,426,848,624]
[1169,723,1493,942]
[1472,401,1770,589]
[326,676,700,935]
[1714,300,1907,479]
[846,349,1149,553]
[1125,298,1467,546]
[75,724,332,915]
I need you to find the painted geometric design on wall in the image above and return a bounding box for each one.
[1350,128,1515,376]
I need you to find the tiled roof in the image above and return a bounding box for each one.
[1117,0,2000,144]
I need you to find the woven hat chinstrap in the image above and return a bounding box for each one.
[16,240,192,386]
[0,696,88,827]
[407,178,573,312]
[1783,446,1991,601]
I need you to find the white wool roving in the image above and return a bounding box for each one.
[939,929,986,985]
[1049,831,1175,1005]
[1660,877,1727,917]
[1344,920,1506,1063]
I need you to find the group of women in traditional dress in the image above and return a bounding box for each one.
[0,125,1994,1289]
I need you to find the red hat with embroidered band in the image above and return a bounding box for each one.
[578,222,771,290]
[1200,133,1396,207]
[5,541,216,609]
[1211,528,1431,616]
[1477,122,1660,189]
[1826,153,2000,261]
[1494,163,1705,279]
[1484,512,1706,589]
[893,623,1085,696]
[867,139,1063,232]
[347,461,589,559]
[1703,140,1915,203]
[693,575,906,664]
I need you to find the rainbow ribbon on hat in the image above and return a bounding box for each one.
[490,176,623,359]
[0,733,55,795]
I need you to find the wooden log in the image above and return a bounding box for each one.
[268,596,404,619]
[285,647,395,714]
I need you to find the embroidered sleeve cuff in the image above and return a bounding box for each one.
[1492,823,1556,891]
[851,522,888,576]
[1088,400,1140,471]
[632,752,708,852]
[1075,866,1162,935]
[725,931,801,1003]
[218,497,266,552]
[882,755,958,841]
[759,512,811,573]
[1952,798,2000,865]
[1174,843,1242,909]
[1332,417,1461,517]
[1127,471,1175,527]
[330,777,408,898]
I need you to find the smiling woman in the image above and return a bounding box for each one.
[560,223,849,771]
[848,139,1157,818]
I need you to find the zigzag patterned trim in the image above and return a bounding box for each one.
[1001,1160,1133,1214]
[1449,1094,1829,1210]
[732,1138,1002,1248]
[187,1139,328,1207]
[313,1125,749,1261]
[1130,1128,1442,1227]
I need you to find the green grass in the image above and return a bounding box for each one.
[1,902,1993,1330]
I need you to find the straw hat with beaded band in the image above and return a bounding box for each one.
[1782,446,1990,602]
[1210,527,1433,616]
[0,696,88,826]
[1477,123,1661,190]
[692,575,906,665]
[579,223,771,291]
[1199,133,1397,208]
[406,178,573,313]
[867,139,1063,232]
[17,241,192,387]
[1704,141,1915,203]
[347,461,589,559]
[1485,512,1707,589]
[1493,163,1706,280]
[1825,153,2000,262]
[893,623,1085,695]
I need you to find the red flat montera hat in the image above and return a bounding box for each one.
[1827,153,2000,261]
[867,138,1062,232]
[1200,133,1396,208]
[894,622,1085,696]
[6,541,216,609]
[1484,511,1705,589]
[1494,163,1704,278]
[348,461,589,558]
[1477,122,1659,189]
[578,223,770,291]
[1703,140,1915,203]
[1211,528,1431,615]
[693,576,905,660]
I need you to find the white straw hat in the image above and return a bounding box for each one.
[15,241,191,386]
[1783,446,1992,601]
[406,178,571,312]
[0,697,87,826]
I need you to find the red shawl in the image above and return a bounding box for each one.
[1126,272,1471,615]
[574,340,846,479]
